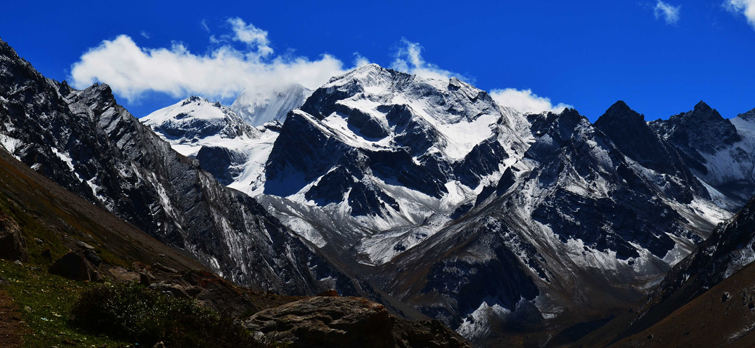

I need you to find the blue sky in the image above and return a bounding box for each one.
[2,0,754,121]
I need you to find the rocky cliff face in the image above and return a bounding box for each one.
[0,37,353,296]
[6,35,755,346]
[138,61,740,345]
[650,101,755,206]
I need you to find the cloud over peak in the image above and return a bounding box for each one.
[69,20,347,102]
[654,1,681,25]
[725,0,755,30]
[69,20,570,117]
[390,39,468,82]
[490,88,572,115]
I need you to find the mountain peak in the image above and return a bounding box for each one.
[231,83,312,126]
[607,100,631,113]
[595,100,649,127]
[694,100,711,111]
[738,107,755,121]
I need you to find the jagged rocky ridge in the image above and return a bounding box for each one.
[136,62,753,345]
[574,192,755,347]
[5,35,755,346]
[0,37,354,296]
[651,102,755,207]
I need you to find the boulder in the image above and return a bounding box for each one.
[243,296,396,348]
[392,318,471,348]
[149,282,189,298]
[107,266,140,283]
[48,252,100,281]
[0,212,29,262]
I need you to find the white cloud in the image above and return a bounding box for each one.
[353,53,371,68]
[226,17,273,58]
[390,39,467,81]
[69,34,346,102]
[725,0,755,30]
[140,31,150,39]
[654,1,681,25]
[489,88,572,115]
[201,19,210,33]
[70,23,570,116]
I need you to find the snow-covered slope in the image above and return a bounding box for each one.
[140,63,739,345]
[651,102,755,207]
[231,84,312,127]
[142,96,277,190]
[260,64,532,261]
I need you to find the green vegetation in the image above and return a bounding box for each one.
[0,259,127,347]
[72,284,262,348]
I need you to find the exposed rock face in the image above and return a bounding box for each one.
[0,212,28,263]
[243,296,470,348]
[649,101,741,175]
[0,37,352,296]
[595,100,708,202]
[650,102,755,206]
[48,251,100,281]
[576,193,755,347]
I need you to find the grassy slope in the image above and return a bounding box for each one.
[0,147,216,346]
[0,260,128,347]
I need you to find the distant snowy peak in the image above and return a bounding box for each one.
[594,100,709,200]
[231,84,312,127]
[650,101,740,158]
[142,96,259,157]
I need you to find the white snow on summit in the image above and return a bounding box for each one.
[232,84,312,126]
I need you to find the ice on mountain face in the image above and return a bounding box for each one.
[231,84,312,127]
[457,302,511,341]
[142,96,259,155]
[0,133,22,154]
[141,96,281,189]
[256,64,538,265]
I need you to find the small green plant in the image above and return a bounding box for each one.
[72,284,262,348]
[0,259,126,347]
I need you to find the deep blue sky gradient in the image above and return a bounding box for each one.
[2,0,754,121]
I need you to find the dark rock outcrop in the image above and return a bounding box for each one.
[649,101,740,174]
[0,212,28,263]
[595,101,708,202]
[242,296,470,348]
[49,251,100,281]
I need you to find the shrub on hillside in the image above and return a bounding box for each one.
[72,284,262,348]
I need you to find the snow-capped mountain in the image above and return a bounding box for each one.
[0,38,354,296]
[258,65,531,257]
[651,102,755,207]
[375,103,731,344]
[142,96,278,190]
[7,32,755,346]
[231,83,312,126]
[140,62,741,345]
